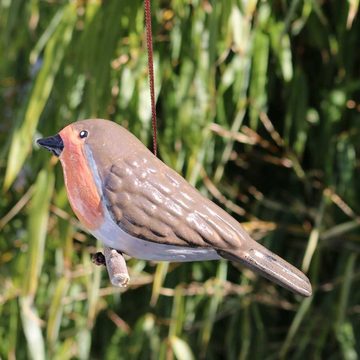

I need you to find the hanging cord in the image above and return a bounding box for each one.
[144,0,157,156]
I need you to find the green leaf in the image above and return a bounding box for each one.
[19,296,45,360]
[249,29,269,129]
[4,3,76,190]
[46,277,70,347]
[23,168,54,297]
[170,336,195,360]
[150,261,169,306]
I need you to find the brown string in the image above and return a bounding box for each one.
[144,0,157,157]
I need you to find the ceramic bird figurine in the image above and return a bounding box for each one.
[37,119,312,296]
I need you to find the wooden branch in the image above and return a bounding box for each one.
[91,247,130,287]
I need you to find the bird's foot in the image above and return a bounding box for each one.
[91,252,106,266]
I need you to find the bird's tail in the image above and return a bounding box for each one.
[218,240,312,297]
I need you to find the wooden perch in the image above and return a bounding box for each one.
[91,247,130,287]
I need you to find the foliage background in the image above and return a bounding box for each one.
[1,0,360,359]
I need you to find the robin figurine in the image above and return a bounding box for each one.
[37,119,312,296]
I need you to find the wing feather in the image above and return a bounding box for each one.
[102,154,247,250]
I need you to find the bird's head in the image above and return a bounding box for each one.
[36,118,152,227]
[36,120,95,158]
[37,118,146,168]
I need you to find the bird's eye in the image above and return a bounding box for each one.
[79,130,88,139]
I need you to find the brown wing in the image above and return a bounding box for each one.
[102,153,252,251]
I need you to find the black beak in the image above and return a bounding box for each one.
[37,134,64,157]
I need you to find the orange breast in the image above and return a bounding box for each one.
[59,128,103,230]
